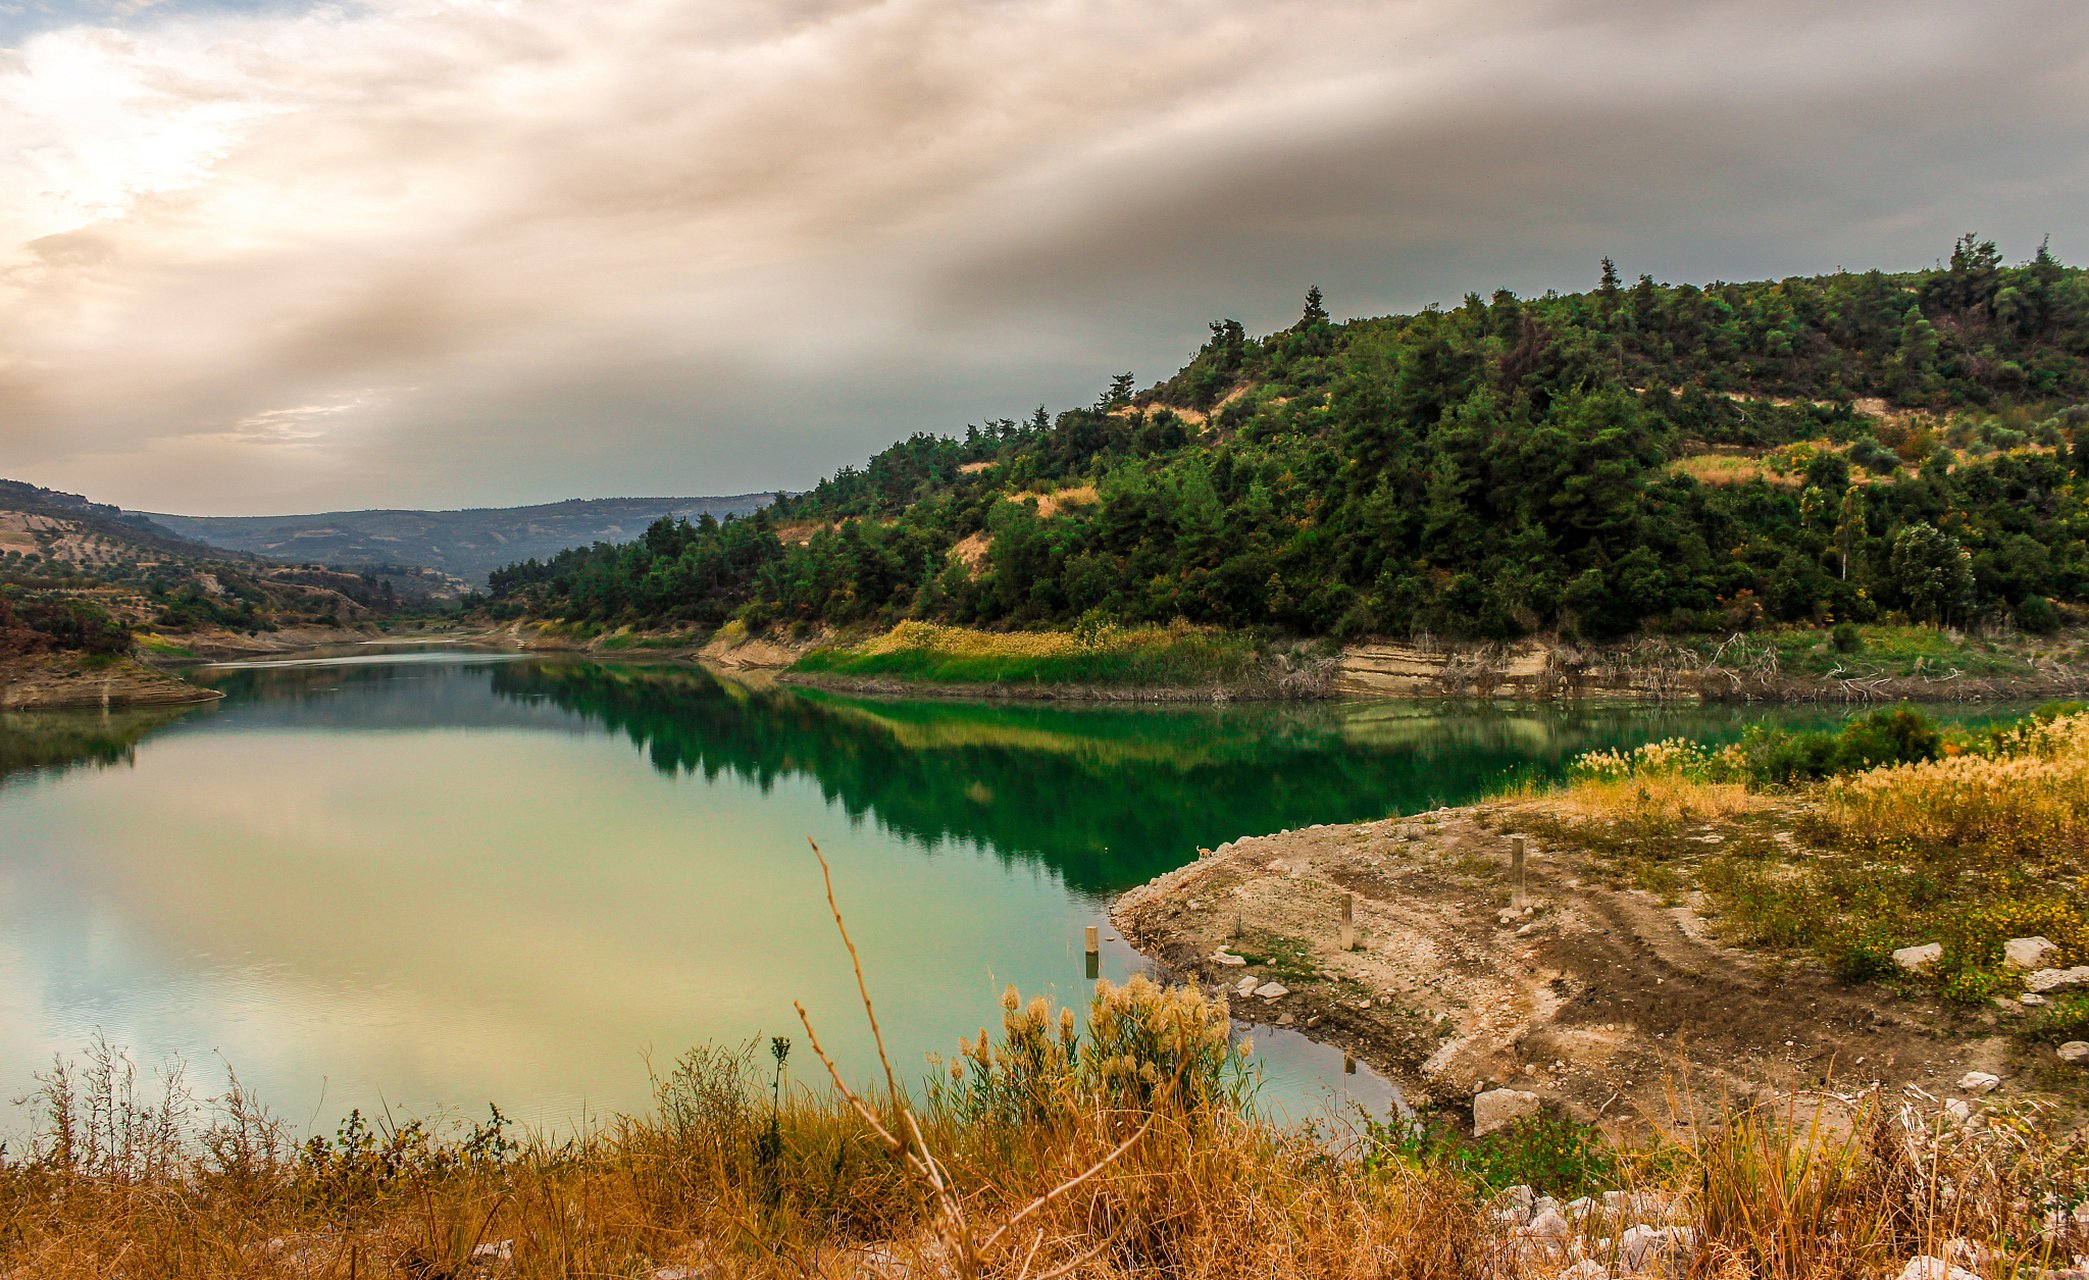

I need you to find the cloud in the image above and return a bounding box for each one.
[0,0,2083,513]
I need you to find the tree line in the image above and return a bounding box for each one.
[487,235,2089,641]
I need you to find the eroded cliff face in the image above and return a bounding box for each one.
[1334,640,1702,700]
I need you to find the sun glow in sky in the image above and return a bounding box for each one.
[2,0,2086,514]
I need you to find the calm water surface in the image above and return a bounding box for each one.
[0,649,2031,1137]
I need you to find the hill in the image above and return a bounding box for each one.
[1,479,456,663]
[488,234,2089,653]
[149,494,778,586]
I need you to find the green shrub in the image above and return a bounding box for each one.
[2032,994,2089,1044]
[1831,622,1863,653]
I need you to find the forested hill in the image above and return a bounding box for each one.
[489,235,2089,641]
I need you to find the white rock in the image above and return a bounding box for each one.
[1523,1208,1571,1241]
[2025,966,2089,993]
[1556,1261,1607,1280]
[2006,937,2062,969]
[1893,943,1944,972]
[1492,1184,1537,1223]
[1253,982,1290,1000]
[1234,976,1258,995]
[1942,1099,1973,1123]
[1959,1071,2002,1094]
[2059,1042,2089,1064]
[1564,1197,1594,1222]
[472,1240,514,1262]
[2021,994,2050,1006]
[650,1270,710,1280]
[1212,950,1247,966]
[1621,1224,1698,1276]
[1899,1256,1981,1280]
[1472,1087,1544,1137]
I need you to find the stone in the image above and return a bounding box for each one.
[1621,1224,1698,1277]
[1893,943,1944,972]
[2025,966,2089,993]
[2059,1041,2089,1064]
[1234,976,1258,995]
[1899,1257,1982,1280]
[1523,1208,1571,1241]
[651,1270,711,1280]
[2020,994,2050,1006]
[1958,1071,2001,1094]
[1556,1261,1607,1280]
[1564,1197,1594,1222]
[1942,1099,1973,1123]
[1473,1087,1544,1136]
[2006,937,2061,969]
[1212,950,1247,966]
[472,1240,514,1262]
[1276,1013,1295,1027]
[1492,1184,1537,1223]
[1253,982,1290,1000]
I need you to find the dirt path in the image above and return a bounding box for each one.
[1112,805,2031,1135]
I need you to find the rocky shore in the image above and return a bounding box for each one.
[1110,802,2050,1136]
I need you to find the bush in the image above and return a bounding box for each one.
[2018,595,2062,634]
[1832,622,1863,653]
[2033,994,2089,1044]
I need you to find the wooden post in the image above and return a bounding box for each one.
[1339,892,1356,951]
[1511,836,1527,910]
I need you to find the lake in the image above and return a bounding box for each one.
[0,647,2030,1140]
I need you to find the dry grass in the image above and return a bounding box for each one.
[1822,711,2089,860]
[1668,454,1800,489]
[861,621,1095,660]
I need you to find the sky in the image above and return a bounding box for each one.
[1,0,2086,516]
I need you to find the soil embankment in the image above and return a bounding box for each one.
[1113,804,2034,1135]
[0,652,222,710]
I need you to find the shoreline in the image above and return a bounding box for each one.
[1109,802,2036,1136]
[0,652,224,710]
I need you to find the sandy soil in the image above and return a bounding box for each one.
[1112,802,2046,1136]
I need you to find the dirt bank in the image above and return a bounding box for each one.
[0,652,222,710]
[1112,803,2049,1136]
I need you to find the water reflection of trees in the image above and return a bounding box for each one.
[485,663,1768,895]
[0,704,210,786]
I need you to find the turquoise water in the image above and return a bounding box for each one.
[0,649,2034,1140]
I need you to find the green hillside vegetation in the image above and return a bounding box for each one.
[1,481,444,653]
[488,235,2089,646]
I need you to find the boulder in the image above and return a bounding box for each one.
[2025,966,2089,993]
[1958,1071,2001,1094]
[1212,950,1247,966]
[1473,1087,1545,1137]
[1893,943,1944,972]
[2006,937,2061,970]
[1898,1258,1981,1280]
[2059,1041,2089,1064]
[1621,1225,1698,1277]
[1253,982,1290,1000]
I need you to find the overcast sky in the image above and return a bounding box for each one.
[1,0,2085,515]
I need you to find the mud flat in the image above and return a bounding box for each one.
[1112,803,2041,1135]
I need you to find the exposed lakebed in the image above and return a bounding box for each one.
[0,647,2034,1138]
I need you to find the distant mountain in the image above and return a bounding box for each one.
[147,494,778,586]
[2,478,457,641]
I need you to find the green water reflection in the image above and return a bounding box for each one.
[0,651,2037,1135]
